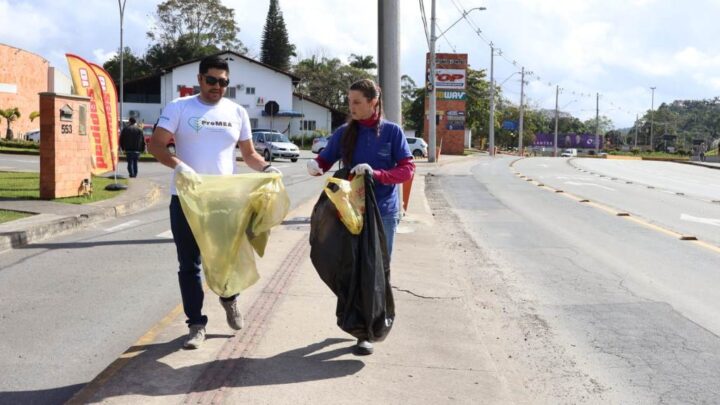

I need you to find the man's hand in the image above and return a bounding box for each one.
[263,165,281,174]
[307,159,323,176]
[350,163,373,176]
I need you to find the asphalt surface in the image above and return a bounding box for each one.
[2,153,720,404]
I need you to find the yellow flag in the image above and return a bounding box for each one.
[90,63,119,171]
[65,53,114,175]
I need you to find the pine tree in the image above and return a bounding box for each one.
[260,0,296,71]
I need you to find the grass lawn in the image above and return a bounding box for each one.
[0,209,32,223]
[0,171,128,204]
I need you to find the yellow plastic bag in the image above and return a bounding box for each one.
[323,174,365,235]
[176,172,290,297]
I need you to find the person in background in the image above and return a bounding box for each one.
[306,78,415,356]
[149,55,281,350]
[119,117,145,178]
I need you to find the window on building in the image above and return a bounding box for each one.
[250,118,259,129]
[246,87,256,95]
[224,87,236,98]
[301,120,317,131]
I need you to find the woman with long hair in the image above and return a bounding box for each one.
[307,78,415,355]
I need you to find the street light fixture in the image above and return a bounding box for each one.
[428,4,487,162]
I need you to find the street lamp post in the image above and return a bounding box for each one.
[106,0,128,191]
[517,67,525,156]
[119,0,126,129]
[428,4,486,162]
[650,86,656,152]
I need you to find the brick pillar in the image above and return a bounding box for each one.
[39,93,92,199]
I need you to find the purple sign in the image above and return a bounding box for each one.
[533,133,599,148]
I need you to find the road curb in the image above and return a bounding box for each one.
[0,180,161,252]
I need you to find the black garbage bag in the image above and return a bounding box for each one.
[309,168,395,342]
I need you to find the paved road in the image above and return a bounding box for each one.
[0,152,329,405]
[514,157,720,245]
[429,156,720,403]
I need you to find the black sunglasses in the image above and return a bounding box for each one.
[203,75,230,87]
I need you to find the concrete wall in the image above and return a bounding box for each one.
[49,67,72,94]
[0,44,49,138]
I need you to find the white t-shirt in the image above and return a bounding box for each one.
[157,95,251,194]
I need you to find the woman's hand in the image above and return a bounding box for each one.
[307,159,323,176]
[350,163,373,176]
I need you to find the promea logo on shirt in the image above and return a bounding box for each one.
[188,117,234,132]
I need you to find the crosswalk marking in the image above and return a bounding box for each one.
[156,230,173,239]
[104,220,141,232]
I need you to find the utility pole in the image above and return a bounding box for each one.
[518,67,525,156]
[634,113,639,148]
[554,85,559,157]
[488,44,495,156]
[428,0,437,162]
[595,92,600,153]
[650,86,656,152]
[378,0,401,125]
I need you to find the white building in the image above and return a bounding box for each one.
[290,92,342,136]
[122,51,340,136]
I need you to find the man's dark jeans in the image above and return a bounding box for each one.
[126,151,141,177]
[170,196,237,327]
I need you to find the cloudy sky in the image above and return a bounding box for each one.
[2,0,720,128]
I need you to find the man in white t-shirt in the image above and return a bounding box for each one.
[149,55,281,350]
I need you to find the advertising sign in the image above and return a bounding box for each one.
[437,90,466,100]
[534,133,599,148]
[435,69,466,89]
[66,54,115,175]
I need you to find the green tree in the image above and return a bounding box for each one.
[293,56,372,111]
[144,35,219,72]
[348,54,377,70]
[260,0,296,71]
[0,107,21,140]
[102,47,151,88]
[465,68,494,148]
[147,0,246,56]
[583,115,614,135]
[401,75,419,129]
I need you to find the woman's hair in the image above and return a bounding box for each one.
[341,79,383,166]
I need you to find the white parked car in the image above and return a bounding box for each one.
[25,129,40,142]
[252,131,299,162]
[406,136,428,158]
[560,148,577,157]
[311,136,329,154]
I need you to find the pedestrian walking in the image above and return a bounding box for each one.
[119,117,145,178]
[148,55,281,350]
[307,78,415,355]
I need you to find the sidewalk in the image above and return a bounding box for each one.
[0,178,160,252]
[64,153,510,404]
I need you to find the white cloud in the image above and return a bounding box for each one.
[5,0,720,127]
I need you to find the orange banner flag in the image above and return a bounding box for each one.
[65,53,114,175]
[89,63,119,170]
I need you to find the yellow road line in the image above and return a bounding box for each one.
[513,167,720,254]
[66,303,184,405]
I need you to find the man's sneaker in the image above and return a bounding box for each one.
[219,297,244,330]
[183,325,206,349]
[354,340,374,356]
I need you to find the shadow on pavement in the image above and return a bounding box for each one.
[68,336,364,402]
